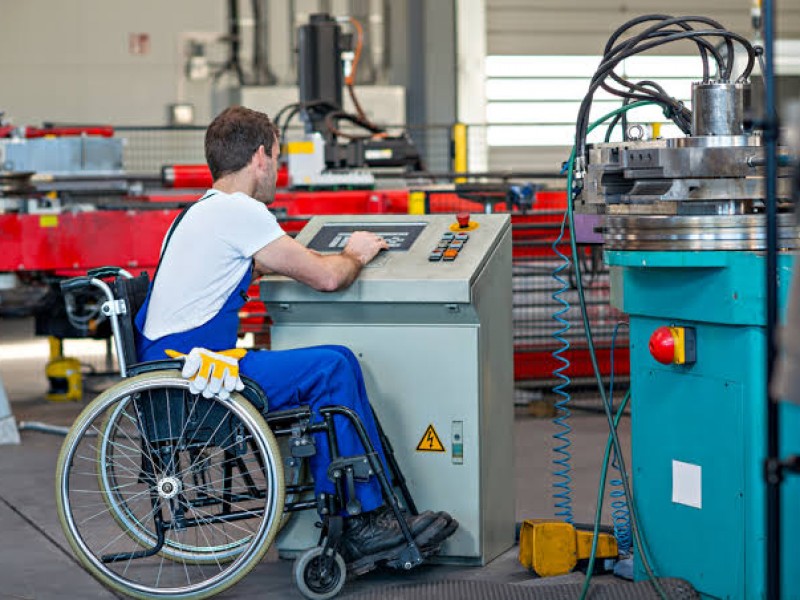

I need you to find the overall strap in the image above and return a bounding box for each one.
[151,190,217,285]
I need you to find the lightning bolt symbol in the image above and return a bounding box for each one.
[426,430,435,447]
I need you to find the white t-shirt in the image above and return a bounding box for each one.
[143,190,285,340]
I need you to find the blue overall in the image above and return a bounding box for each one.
[135,256,390,514]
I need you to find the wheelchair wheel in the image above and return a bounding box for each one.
[56,371,285,599]
[293,546,347,600]
[96,394,260,565]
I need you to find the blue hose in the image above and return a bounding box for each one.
[551,210,574,523]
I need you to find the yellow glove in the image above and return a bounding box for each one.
[165,348,247,400]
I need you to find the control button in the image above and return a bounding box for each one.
[455,232,469,241]
[429,252,443,262]
[441,232,455,240]
[649,326,696,365]
[649,327,675,364]
[449,241,464,250]
[437,241,450,249]
[443,249,459,260]
[456,212,471,228]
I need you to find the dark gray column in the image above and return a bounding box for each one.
[389,0,457,171]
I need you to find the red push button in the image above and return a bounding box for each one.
[456,212,471,228]
[649,325,697,365]
[649,326,676,364]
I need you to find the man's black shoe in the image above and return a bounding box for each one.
[340,509,405,562]
[375,506,439,537]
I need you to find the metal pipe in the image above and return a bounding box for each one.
[763,0,781,598]
[18,421,98,437]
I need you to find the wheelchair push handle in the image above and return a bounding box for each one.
[60,276,93,294]
[60,269,132,378]
[60,266,132,294]
[86,266,133,280]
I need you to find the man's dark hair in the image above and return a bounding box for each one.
[205,106,279,180]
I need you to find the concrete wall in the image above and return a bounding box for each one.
[0,0,423,128]
[0,1,225,126]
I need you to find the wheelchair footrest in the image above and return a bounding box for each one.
[347,542,439,577]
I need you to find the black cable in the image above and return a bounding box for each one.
[323,110,385,141]
[605,97,634,143]
[598,81,691,133]
[273,103,300,130]
[605,29,725,92]
[587,21,755,146]
[274,100,340,139]
[603,16,733,82]
[577,27,755,164]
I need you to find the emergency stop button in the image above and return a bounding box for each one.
[649,326,696,365]
[450,212,479,232]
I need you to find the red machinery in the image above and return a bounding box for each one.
[0,176,628,388]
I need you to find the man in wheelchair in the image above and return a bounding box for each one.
[134,106,457,570]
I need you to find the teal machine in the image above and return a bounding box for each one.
[574,64,799,596]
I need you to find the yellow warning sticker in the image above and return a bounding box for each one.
[416,424,445,452]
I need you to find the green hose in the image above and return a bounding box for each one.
[579,390,629,600]
[565,101,668,600]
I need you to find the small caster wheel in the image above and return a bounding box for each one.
[293,546,347,600]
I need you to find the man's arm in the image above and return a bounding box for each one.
[253,231,388,292]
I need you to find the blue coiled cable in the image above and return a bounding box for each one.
[608,322,631,554]
[551,205,574,523]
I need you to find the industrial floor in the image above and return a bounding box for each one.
[0,316,647,600]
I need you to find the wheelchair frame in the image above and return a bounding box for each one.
[54,267,427,600]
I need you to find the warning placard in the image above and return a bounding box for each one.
[416,424,446,452]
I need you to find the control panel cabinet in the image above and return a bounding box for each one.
[260,214,514,564]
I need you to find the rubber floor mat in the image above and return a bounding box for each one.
[345,578,699,600]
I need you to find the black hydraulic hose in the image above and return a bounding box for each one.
[607,29,726,85]
[609,23,714,82]
[602,26,753,86]
[605,97,633,142]
[598,80,691,133]
[762,0,780,598]
[603,15,734,82]
[586,18,756,145]
[576,29,755,163]
[273,103,300,129]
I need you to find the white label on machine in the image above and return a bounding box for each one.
[672,460,702,509]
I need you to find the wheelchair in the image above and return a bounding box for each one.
[55,267,433,600]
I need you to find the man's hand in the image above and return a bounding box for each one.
[164,348,247,400]
[252,231,388,293]
[342,231,389,266]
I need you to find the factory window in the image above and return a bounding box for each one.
[486,55,703,147]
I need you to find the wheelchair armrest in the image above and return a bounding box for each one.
[263,406,312,425]
[240,375,269,414]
